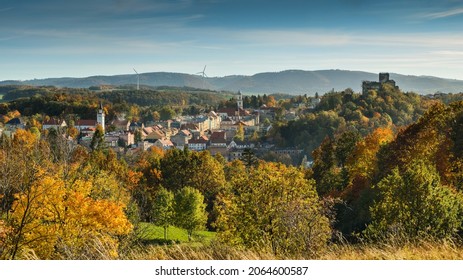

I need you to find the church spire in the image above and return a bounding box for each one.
[97,102,105,133]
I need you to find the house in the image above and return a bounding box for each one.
[138,141,154,151]
[42,118,67,131]
[208,131,228,156]
[111,119,131,131]
[274,149,303,156]
[76,119,98,131]
[119,131,135,146]
[104,135,120,147]
[187,136,208,151]
[228,140,255,150]
[170,129,192,149]
[228,149,244,162]
[153,138,175,151]
[142,126,166,142]
[129,121,145,132]
[5,117,26,131]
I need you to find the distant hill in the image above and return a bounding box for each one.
[2,70,463,95]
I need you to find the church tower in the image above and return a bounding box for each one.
[237,91,243,110]
[97,102,105,133]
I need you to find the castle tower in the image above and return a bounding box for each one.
[97,102,105,133]
[237,91,243,110]
[379,73,390,83]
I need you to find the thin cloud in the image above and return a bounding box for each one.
[0,7,13,12]
[419,7,463,19]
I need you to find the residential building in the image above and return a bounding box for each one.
[153,138,175,151]
[5,117,26,131]
[142,126,166,142]
[42,118,67,131]
[76,119,98,131]
[111,119,130,131]
[208,131,228,156]
[187,135,208,151]
[170,129,192,149]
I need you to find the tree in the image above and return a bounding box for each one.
[152,187,175,240]
[215,162,331,257]
[0,132,133,259]
[240,148,258,168]
[7,174,132,259]
[366,160,463,240]
[160,149,225,228]
[250,129,260,142]
[234,124,244,141]
[174,187,208,241]
[160,106,176,121]
[90,124,105,151]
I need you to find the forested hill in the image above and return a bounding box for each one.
[2,70,463,95]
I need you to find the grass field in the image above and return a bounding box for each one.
[136,222,216,245]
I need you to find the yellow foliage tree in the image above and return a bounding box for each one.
[8,174,132,259]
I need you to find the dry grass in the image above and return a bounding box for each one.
[319,240,463,260]
[121,242,280,260]
[120,239,463,260]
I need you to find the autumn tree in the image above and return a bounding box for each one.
[130,148,164,221]
[7,173,132,259]
[215,162,331,257]
[174,187,208,241]
[234,124,245,141]
[0,129,133,259]
[90,124,105,151]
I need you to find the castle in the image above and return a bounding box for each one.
[362,73,399,95]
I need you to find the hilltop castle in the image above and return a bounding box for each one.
[362,73,399,95]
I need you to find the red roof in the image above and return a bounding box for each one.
[218,108,249,116]
[43,118,64,125]
[210,131,226,140]
[188,136,208,144]
[77,120,97,126]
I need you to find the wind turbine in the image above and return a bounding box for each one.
[196,65,208,89]
[133,68,140,90]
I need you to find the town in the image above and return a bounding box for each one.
[0,89,321,165]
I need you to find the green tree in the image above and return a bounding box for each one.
[240,148,258,168]
[152,187,175,240]
[174,187,208,241]
[160,106,176,121]
[215,162,331,257]
[161,149,225,228]
[366,160,463,240]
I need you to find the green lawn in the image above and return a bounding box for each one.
[136,222,216,245]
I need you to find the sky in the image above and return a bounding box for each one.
[1,0,463,80]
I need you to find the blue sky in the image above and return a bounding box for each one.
[1,0,463,80]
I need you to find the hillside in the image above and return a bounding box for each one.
[2,70,463,95]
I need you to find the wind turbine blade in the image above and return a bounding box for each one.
[203,65,207,72]
[133,68,139,74]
